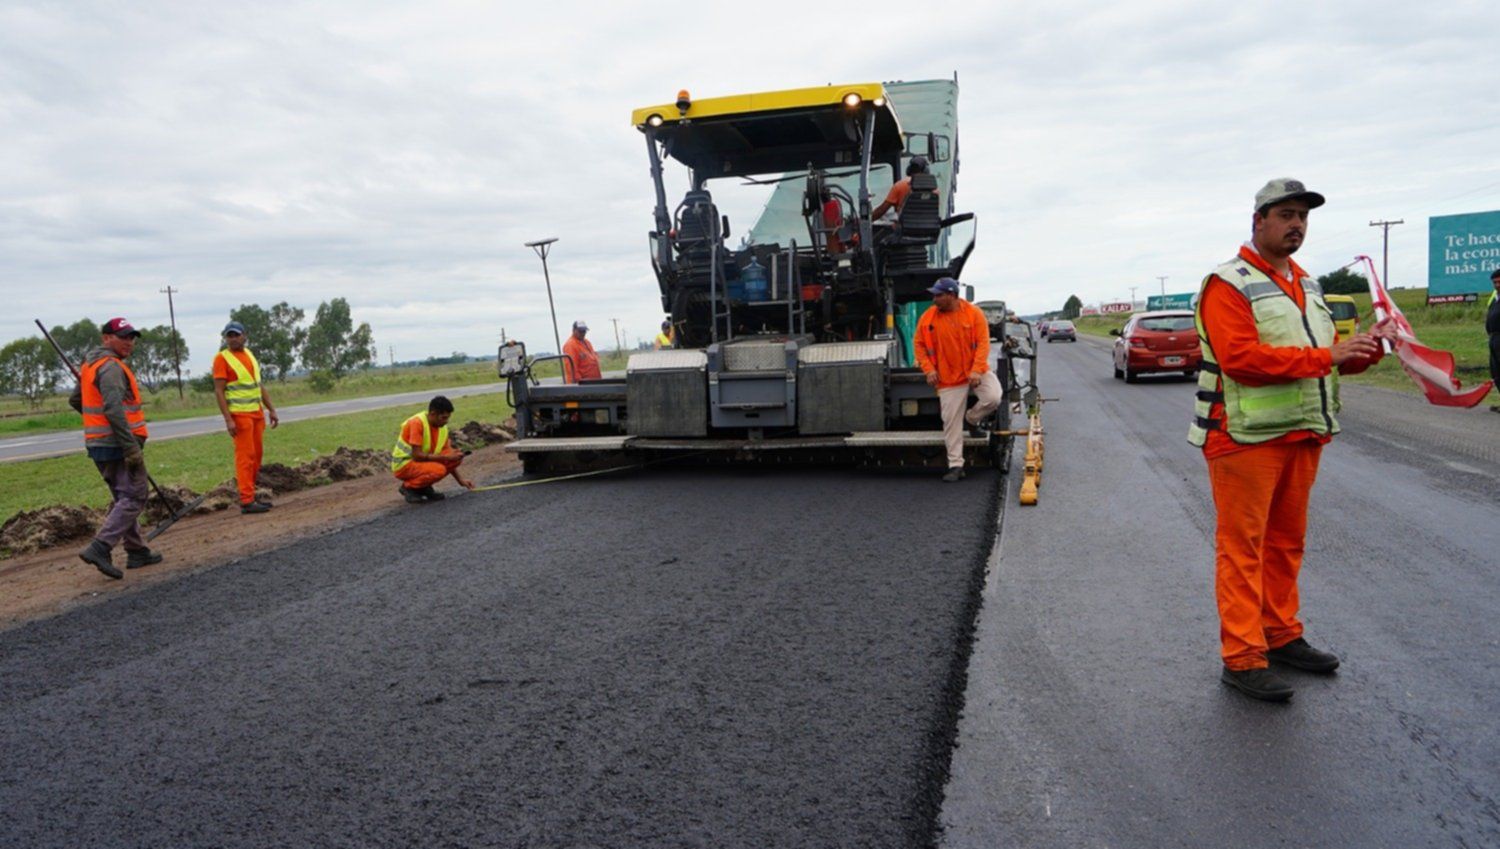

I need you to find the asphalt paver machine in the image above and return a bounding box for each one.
[505,80,1013,473]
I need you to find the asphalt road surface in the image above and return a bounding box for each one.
[941,336,1500,848]
[4,336,1497,848]
[0,467,1001,848]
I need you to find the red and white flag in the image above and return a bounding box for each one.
[1357,255,1493,407]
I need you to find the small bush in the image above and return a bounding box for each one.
[307,369,337,394]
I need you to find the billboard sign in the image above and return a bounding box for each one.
[1099,302,1133,314]
[1429,210,1500,303]
[1146,292,1195,311]
[1080,306,1101,316]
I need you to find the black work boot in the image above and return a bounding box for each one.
[421,486,445,502]
[401,486,426,504]
[255,497,274,509]
[1267,638,1340,673]
[79,539,121,580]
[942,467,966,483]
[125,548,163,569]
[240,501,271,514]
[1220,666,1295,702]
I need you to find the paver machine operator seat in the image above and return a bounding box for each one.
[883,171,941,272]
[669,189,733,348]
[673,189,726,289]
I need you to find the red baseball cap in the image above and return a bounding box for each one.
[101,317,141,338]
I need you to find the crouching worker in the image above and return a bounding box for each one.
[391,395,475,503]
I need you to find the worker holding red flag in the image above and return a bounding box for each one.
[1188,179,1395,703]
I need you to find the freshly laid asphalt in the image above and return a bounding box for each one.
[0,466,1000,848]
[941,337,1500,848]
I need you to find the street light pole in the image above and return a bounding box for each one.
[159,286,184,399]
[1157,275,1168,296]
[525,237,562,357]
[1128,286,1138,309]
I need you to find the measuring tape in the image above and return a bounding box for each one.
[465,462,643,492]
[461,451,708,494]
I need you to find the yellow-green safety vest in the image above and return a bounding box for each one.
[391,411,449,472]
[218,349,263,414]
[1187,257,1340,447]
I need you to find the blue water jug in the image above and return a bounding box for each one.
[741,258,769,301]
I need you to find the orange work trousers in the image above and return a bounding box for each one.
[394,458,460,491]
[1207,440,1322,671]
[231,413,266,506]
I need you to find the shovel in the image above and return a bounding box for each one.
[35,318,206,541]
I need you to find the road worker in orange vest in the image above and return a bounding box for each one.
[391,395,475,503]
[67,317,162,580]
[914,278,1003,482]
[1190,178,1391,702]
[213,321,280,514]
[562,320,602,383]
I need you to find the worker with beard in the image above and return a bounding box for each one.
[1188,178,1393,702]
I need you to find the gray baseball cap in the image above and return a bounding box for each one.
[1255,178,1325,212]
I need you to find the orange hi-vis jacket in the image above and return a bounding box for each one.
[563,336,602,383]
[80,355,148,443]
[1197,244,1381,459]
[915,299,991,388]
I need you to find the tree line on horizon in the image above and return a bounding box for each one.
[0,297,376,407]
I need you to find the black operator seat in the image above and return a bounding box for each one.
[674,189,721,273]
[896,171,942,241]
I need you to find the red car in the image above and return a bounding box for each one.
[1111,310,1200,382]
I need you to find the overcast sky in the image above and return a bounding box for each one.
[3,0,1498,375]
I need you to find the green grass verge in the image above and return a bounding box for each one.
[0,351,629,437]
[1074,316,1130,338]
[0,392,514,520]
[1074,289,1494,396]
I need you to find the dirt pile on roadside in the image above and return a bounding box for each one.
[300,447,387,483]
[256,447,386,495]
[0,506,103,557]
[454,418,517,449]
[3,436,496,561]
[140,483,237,525]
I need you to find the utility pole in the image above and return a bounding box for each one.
[525,237,562,356]
[1128,286,1138,309]
[159,286,184,399]
[1157,275,1168,296]
[610,318,622,354]
[1369,219,1404,287]
[389,345,394,368]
